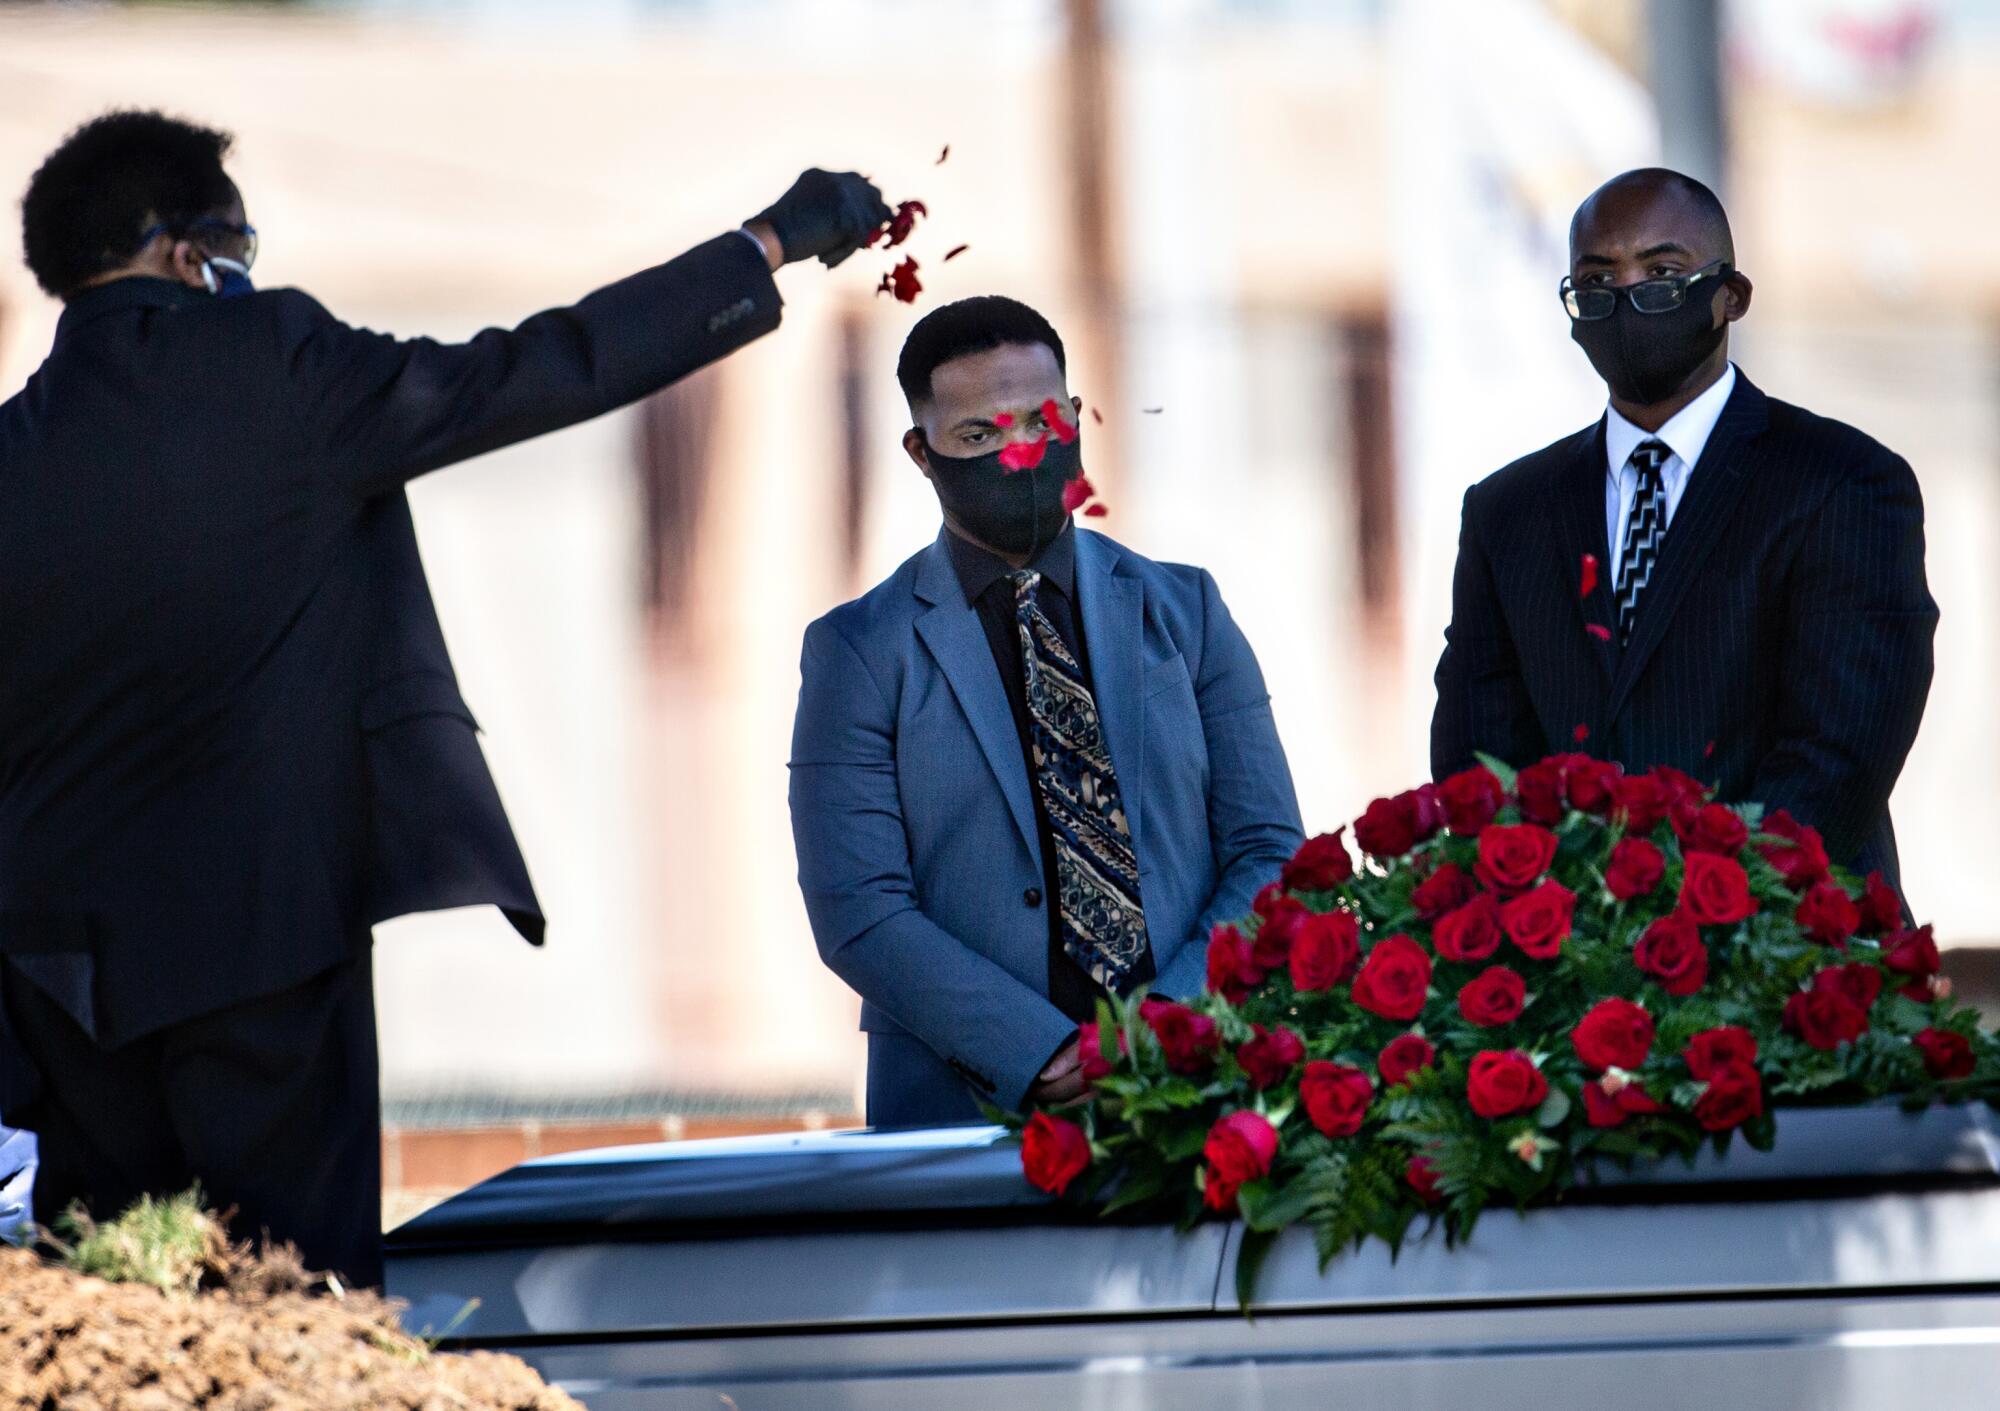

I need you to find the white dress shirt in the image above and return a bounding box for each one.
[1604,362,1738,570]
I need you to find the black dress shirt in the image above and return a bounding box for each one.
[945,524,1155,1024]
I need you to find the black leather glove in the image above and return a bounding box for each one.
[749,169,894,269]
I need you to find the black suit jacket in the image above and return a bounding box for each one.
[1432,373,1936,888]
[0,233,781,1058]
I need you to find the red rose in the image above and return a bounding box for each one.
[1288,909,1361,992]
[1634,911,1709,996]
[1584,1080,1662,1127]
[1351,934,1432,1022]
[1237,1024,1306,1090]
[1794,881,1860,948]
[1571,997,1655,1072]
[1378,1032,1437,1086]
[1252,882,1286,919]
[1141,997,1221,1074]
[1514,760,1567,825]
[1884,924,1941,997]
[1432,892,1502,963]
[1466,1049,1549,1119]
[1201,1111,1279,1213]
[1914,1027,1976,1080]
[1354,786,1444,858]
[1605,837,1666,900]
[1612,775,1671,835]
[1674,802,1749,857]
[1474,823,1558,895]
[1457,965,1527,1027]
[1782,988,1868,1050]
[1252,896,1309,968]
[1076,1021,1124,1081]
[1299,1060,1376,1137]
[1683,1025,1758,1080]
[1679,852,1758,926]
[1282,830,1354,892]
[1021,1112,1091,1195]
[1412,862,1478,921]
[1857,871,1904,935]
[1561,754,1622,815]
[1817,961,1883,1012]
[1406,1155,1445,1204]
[1761,810,1831,890]
[1652,765,1710,810]
[1205,924,1267,1003]
[1500,880,1576,960]
[1440,765,1507,835]
[1692,1063,1764,1131]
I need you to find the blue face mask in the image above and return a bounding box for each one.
[201,257,255,299]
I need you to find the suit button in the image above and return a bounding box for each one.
[1024,888,1043,908]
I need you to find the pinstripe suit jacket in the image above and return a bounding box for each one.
[1432,374,1935,888]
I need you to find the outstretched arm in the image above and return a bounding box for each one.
[1154,570,1306,999]
[1751,453,1937,864]
[789,619,1076,1114]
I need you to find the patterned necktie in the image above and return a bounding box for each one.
[1010,570,1151,990]
[1615,439,1672,647]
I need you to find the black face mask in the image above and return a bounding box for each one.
[1569,283,1727,406]
[922,432,1082,558]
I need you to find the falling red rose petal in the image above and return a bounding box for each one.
[1574,724,1590,742]
[1704,740,1717,759]
[1084,504,1108,517]
[1042,399,1079,445]
[943,244,970,261]
[1090,408,1104,425]
[937,144,950,164]
[1062,475,1097,514]
[1585,623,1612,642]
[1142,407,1164,414]
[881,256,921,303]
[1580,553,1599,598]
[872,199,928,249]
[997,436,1049,473]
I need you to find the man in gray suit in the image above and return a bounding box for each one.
[790,296,1304,1127]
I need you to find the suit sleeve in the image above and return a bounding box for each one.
[788,619,1076,1113]
[1751,452,1937,864]
[1153,570,1306,1000]
[1432,484,1544,779]
[283,232,782,498]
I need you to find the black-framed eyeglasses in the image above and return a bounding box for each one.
[1560,259,1730,320]
[138,217,259,270]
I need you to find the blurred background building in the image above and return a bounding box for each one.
[0,0,1993,1220]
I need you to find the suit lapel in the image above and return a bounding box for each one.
[1556,419,1620,686]
[1076,531,1147,854]
[1606,377,1772,722]
[911,537,1041,858]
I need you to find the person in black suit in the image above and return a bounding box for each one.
[0,110,890,1284]
[1433,168,1936,888]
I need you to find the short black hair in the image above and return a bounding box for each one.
[21,110,237,299]
[1573,167,1735,264]
[896,295,1067,406]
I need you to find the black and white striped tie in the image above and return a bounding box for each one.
[1615,439,1671,647]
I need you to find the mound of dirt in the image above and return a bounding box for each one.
[0,1246,582,1411]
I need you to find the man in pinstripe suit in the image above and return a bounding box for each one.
[1433,169,1935,888]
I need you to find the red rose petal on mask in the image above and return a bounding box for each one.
[1574,724,1591,742]
[994,412,1015,428]
[1580,553,1599,598]
[1042,399,1079,445]
[1084,504,1108,517]
[943,244,970,261]
[998,436,1050,473]
[1062,475,1098,514]
[1585,623,1612,642]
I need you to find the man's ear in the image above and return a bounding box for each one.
[1070,394,1084,421]
[168,238,210,292]
[1721,272,1753,324]
[902,426,934,479]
